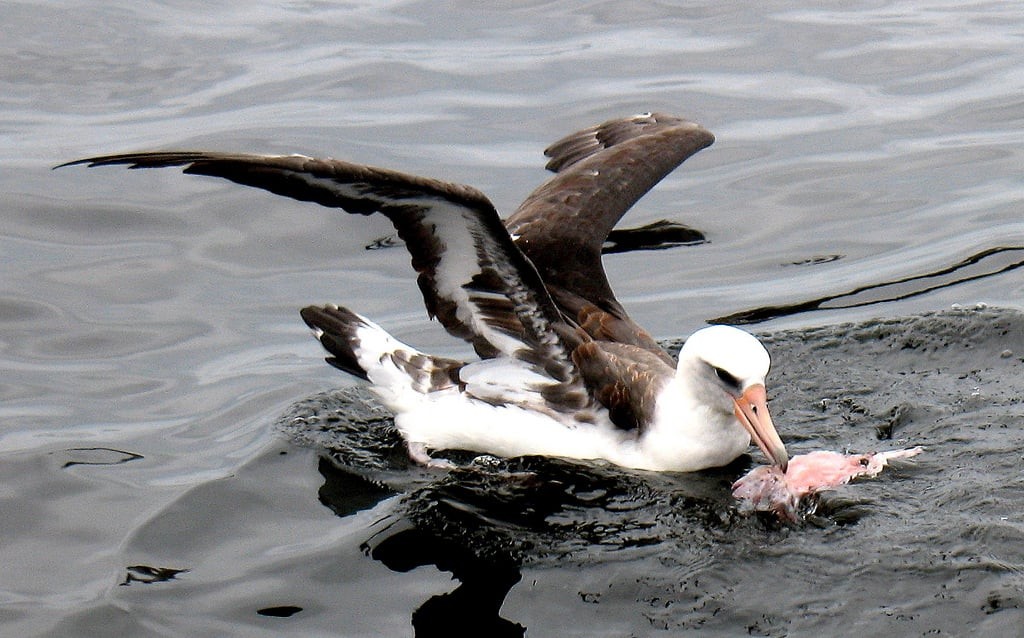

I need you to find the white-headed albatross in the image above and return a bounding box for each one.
[58,112,789,472]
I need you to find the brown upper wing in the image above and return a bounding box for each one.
[505,113,714,359]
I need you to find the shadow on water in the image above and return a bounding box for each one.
[280,305,1024,635]
[713,245,1024,325]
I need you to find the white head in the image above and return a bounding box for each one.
[678,325,789,470]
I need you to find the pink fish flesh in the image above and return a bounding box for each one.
[732,447,923,521]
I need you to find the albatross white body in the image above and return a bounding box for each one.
[321,311,772,472]
[61,112,790,472]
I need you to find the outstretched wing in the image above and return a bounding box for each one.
[505,113,714,358]
[58,152,580,382]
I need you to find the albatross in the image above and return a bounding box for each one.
[59,112,789,472]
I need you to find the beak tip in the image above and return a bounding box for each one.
[774,441,790,471]
[734,386,789,474]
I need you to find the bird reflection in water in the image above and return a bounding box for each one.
[312,444,741,637]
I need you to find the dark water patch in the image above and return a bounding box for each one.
[120,564,188,586]
[601,219,707,254]
[784,254,844,266]
[316,456,398,518]
[367,522,527,637]
[256,605,303,618]
[58,447,143,469]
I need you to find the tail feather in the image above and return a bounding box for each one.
[300,304,371,380]
[300,304,465,394]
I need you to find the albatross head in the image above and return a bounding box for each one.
[677,325,789,471]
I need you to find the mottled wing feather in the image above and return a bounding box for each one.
[60,151,580,384]
[571,340,675,432]
[505,113,714,354]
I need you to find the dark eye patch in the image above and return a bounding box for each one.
[713,366,740,389]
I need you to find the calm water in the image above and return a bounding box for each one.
[2,1,1023,635]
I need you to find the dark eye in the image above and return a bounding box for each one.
[713,366,739,388]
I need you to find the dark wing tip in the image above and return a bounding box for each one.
[543,112,714,173]
[53,159,86,170]
[53,152,221,171]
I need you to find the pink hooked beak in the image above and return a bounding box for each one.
[733,384,789,471]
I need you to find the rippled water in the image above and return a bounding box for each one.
[3,1,1023,635]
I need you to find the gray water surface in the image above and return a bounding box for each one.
[3,1,1023,636]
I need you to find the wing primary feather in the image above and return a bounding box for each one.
[60,150,582,385]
